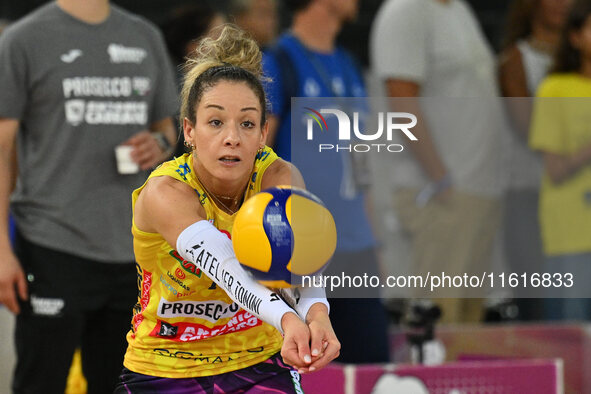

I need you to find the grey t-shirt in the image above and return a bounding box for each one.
[370,0,508,197]
[0,3,178,262]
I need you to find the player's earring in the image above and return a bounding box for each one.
[184,140,195,151]
[257,146,264,155]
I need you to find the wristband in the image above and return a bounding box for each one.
[415,174,452,207]
[279,285,330,322]
[153,131,172,153]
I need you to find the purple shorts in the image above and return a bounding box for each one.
[115,353,304,393]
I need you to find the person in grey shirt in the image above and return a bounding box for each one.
[0,0,178,392]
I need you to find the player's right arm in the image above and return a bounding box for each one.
[134,176,313,369]
[0,117,27,314]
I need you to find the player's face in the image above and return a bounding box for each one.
[184,80,268,184]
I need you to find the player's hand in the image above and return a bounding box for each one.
[123,130,170,170]
[280,312,312,372]
[0,248,27,314]
[301,303,340,373]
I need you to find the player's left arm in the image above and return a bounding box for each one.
[261,159,341,372]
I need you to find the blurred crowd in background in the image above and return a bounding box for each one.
[0,0,515,66]
[2,0,591,379]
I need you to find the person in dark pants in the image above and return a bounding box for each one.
[12,231,138,394]
[0,0,178,392]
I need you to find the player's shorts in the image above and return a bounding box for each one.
[114,352,304,393]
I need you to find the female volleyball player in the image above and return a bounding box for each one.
[114,25,339,393]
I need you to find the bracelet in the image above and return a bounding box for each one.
[415,174,452,207]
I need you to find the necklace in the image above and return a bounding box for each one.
[195,173,248,215]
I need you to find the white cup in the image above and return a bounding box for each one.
[115,145,140,174]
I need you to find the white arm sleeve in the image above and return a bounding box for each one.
[279,281,330,321]
[176,220,295,333]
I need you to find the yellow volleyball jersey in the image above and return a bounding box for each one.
[124,147,284,378]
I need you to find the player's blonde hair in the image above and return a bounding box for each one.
[180,24,267,125]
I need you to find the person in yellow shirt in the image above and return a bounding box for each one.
[115,25,339,393]
[530,0,591,320]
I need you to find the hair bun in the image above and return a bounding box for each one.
[180,24,267,126]
[193,24,262,78]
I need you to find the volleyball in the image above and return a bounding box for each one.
[232,186,337,288]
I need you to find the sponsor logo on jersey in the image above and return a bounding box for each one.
[150,309,262,342]
[159,274,180,296]
[153,348,196,360]
[175,163,191,181]
[60,49,83,63]
[63,77,133,98]
[64,99,147,126]
[175,290,196,299]
[132,270,152,333]
[166,270,191,291]
[108,43,147,64]
[151,346,265,364]
[62,76,152,125]
[175,267,186,280]
[169,250,202,278]
[158,321,178,337]
[30,295,65,316]
[157,298,239,322]
[255,150,270,162]
[64,100,85,126]
[132,77,151,96]
[198,190,207,205]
